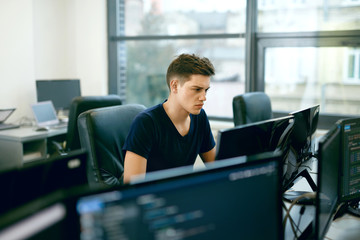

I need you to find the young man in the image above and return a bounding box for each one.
[123,53,216,183]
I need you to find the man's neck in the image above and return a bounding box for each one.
[163,99,190,136]
[163,99,189,123]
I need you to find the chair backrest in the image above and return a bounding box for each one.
[77,104,146,187]
[65,95,122,151]
[232,92,273,126]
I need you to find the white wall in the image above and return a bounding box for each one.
[0,0,108,124]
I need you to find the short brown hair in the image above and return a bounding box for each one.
[166,53,215,89]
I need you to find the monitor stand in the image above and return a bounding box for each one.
[283,169,317,205]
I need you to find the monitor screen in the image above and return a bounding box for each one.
[339,117,360,202]
[314,123,341,239]
[0,201,69,240]
[36,79,81,111]
[283,105,320,189]
[215,115,294,161]
[69,152,283,240]
[0,150,88,216]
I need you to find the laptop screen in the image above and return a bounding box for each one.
[31,101,59,127]
[0,109,15,123]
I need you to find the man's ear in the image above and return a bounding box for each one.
[170,79,178,93]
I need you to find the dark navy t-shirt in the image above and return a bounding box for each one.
[123,103,215,173]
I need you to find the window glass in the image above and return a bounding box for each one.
[122,0,246,118]
[258,0,360,32]
[125,0,246,35]
[265,47,360,115]
[125,39,245,118]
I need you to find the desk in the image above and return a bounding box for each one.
[0,126,67,170]
[326,213,360,240]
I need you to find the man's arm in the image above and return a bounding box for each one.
[123,151,147,183]
[200,147,216,163]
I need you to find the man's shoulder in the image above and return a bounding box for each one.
[133,103,164,124]
[139,103,163,118]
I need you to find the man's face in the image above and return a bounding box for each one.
[175,74,211,115]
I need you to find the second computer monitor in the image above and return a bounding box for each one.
[36,79,81,112]
[283,104,320,188]
[215,115,294,161]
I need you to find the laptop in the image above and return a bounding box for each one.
[31,101,67,129]
[0,108,20,130]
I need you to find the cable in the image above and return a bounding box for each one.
[296,205,306,236]
[282,202,298,239]
[282,202,302,239]
[283,192,316,238]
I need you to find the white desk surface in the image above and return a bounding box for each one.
[0,126,67,142]
[326,213,360,240]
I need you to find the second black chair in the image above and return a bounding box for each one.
[232,91,273,126]
[52,95,122,155]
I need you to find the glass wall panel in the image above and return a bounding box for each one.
[258,0,360,32]
[125,0,246,35]
[125,39,245,118]
[265,47,360,115]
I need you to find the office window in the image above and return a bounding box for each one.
[254,1,360,124]
[124,39,245,117]
[108,0,246,119]
[264,47,360,115]
[258,0,360,32]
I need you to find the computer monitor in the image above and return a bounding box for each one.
[0,150,88,216]
[36,79,81,112]
[283,105,320,192]
[313,123,341,239]
[339,117,360,216]
[215,115,294,161]
[66,152,284,240]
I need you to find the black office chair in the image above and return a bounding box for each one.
[77,104,146,187]
[52,95,122,155]
[232,92,273,126]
